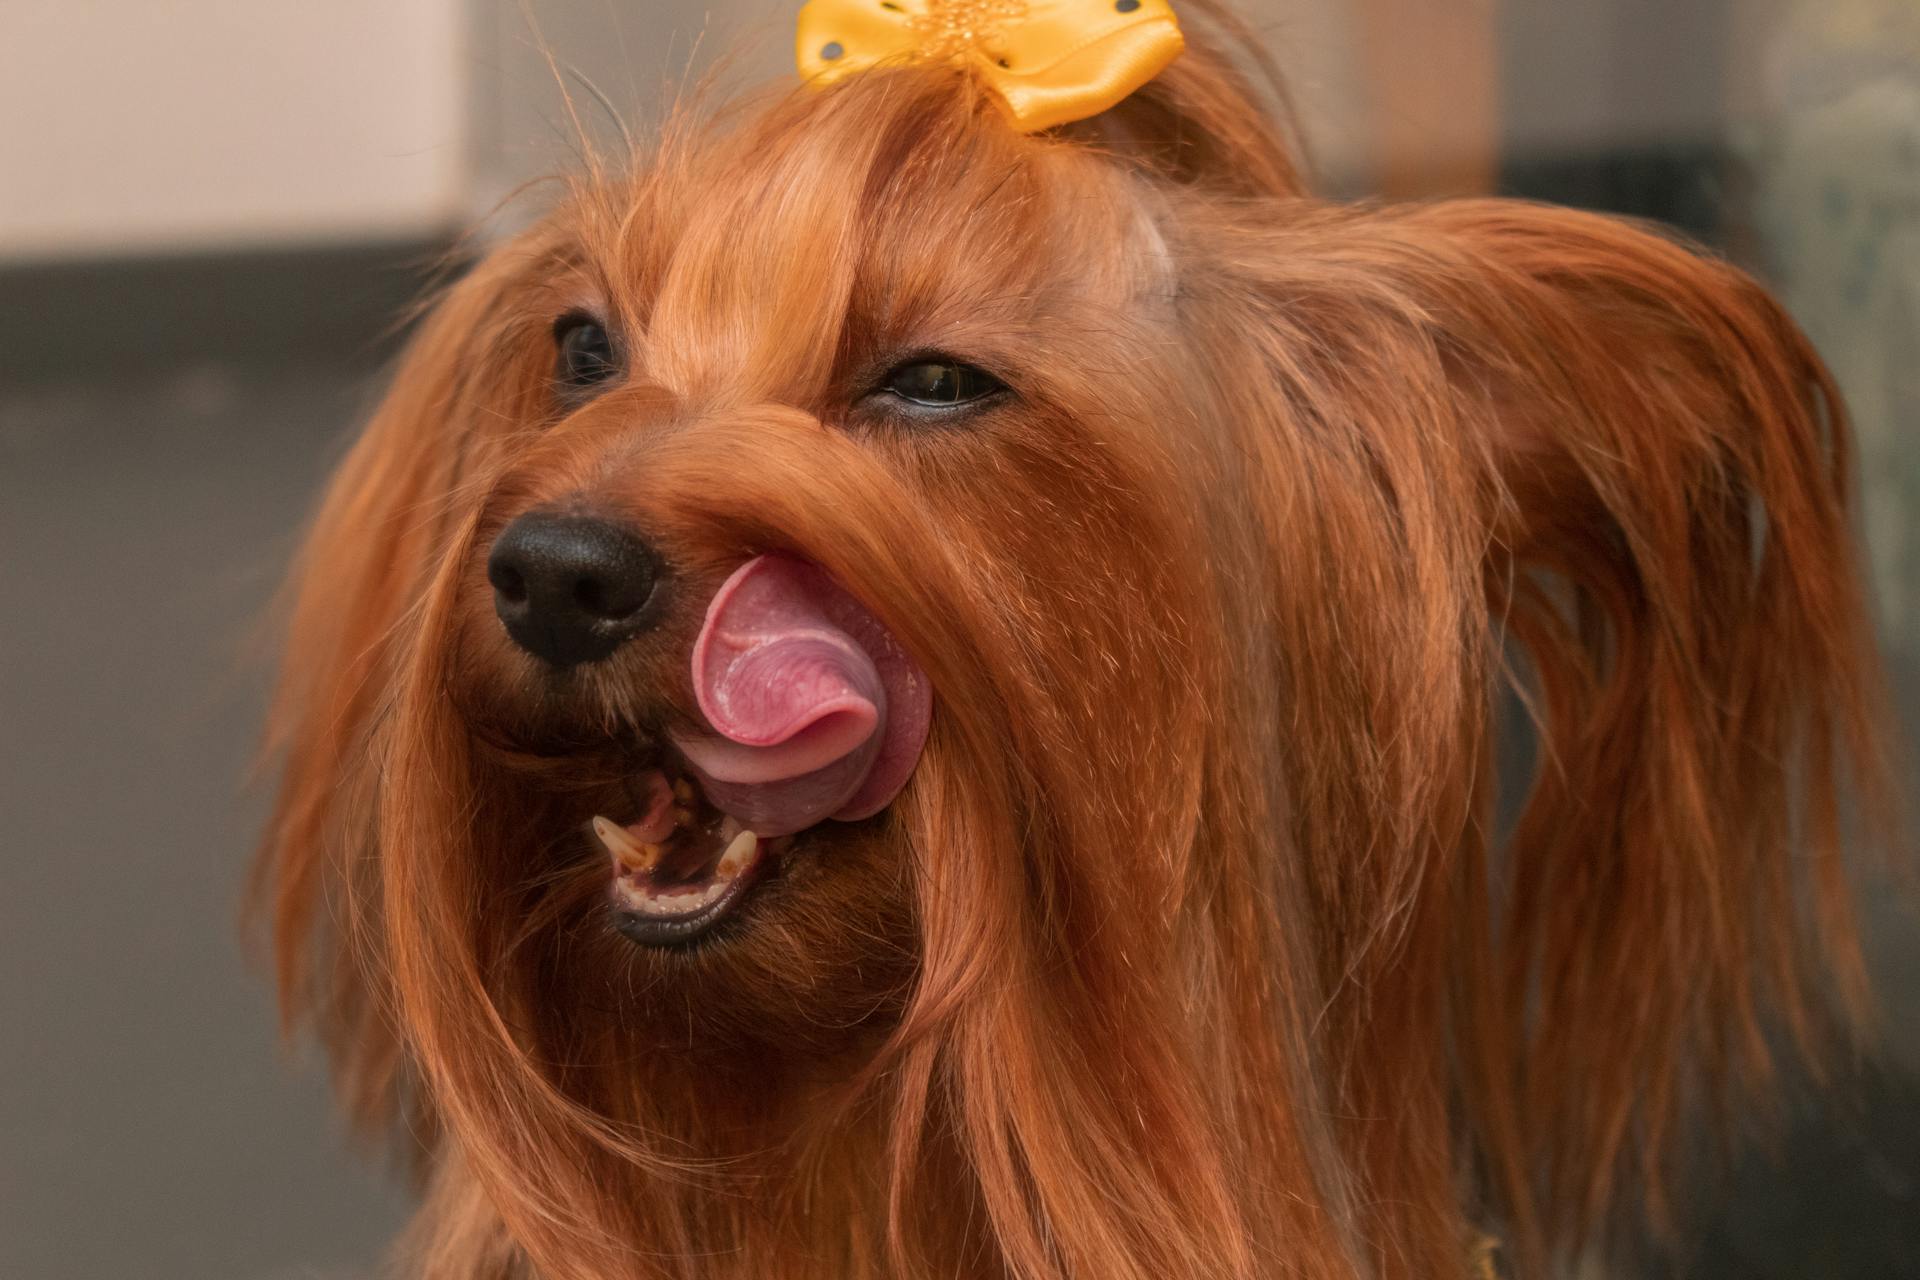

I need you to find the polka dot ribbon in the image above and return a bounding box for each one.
[796,0,1185,132]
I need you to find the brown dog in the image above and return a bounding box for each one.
[256,7,1894,1276]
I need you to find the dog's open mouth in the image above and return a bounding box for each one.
[591,765,793,946]
[583,554,932,948]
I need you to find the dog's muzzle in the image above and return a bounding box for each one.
[486,536,935,946]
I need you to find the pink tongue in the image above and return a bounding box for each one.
[670,555,931,838]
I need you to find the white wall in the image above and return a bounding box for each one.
[0,0,1365,262]
[0,0,469,261]
[0,0,1424,263]
[0,0,1745,264]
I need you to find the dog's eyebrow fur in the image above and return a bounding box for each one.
[551,69,1173,409]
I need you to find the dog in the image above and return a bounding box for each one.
[255,3,1897,1276]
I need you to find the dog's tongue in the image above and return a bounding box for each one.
[670,555,930,838]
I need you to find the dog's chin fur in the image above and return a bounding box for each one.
[255,5,1898,1277]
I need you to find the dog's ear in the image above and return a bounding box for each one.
[1196,197,1896,1267]
[1060,0,1306,198]
[252,252,534,1137]
[1435,202,1896,1257]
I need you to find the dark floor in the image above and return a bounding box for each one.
[1,245,1915,1279]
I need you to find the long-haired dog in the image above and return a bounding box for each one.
[256,5,1898,1277]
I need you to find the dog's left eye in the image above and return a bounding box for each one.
[879,359,1005,409]
[553,314,621,393]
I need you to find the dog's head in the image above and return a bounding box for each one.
[258,12,1891,1278]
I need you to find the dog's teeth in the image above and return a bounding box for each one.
[592,815,658,872]
[716,829,758,878]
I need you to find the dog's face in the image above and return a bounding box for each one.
[260,40,1887,1280]
[370,73,1241,1062]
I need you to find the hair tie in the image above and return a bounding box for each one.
[796,0,1184,132]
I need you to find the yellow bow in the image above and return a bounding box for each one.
[796,0,1184,132]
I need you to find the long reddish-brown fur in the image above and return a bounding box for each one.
[255,8,1897,1277]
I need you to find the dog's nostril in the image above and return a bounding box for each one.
[490,563,529,606]
[573,575,621,618]
[486,512,662,668]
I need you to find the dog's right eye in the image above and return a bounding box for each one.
[553,314,621,395]
[876,358,1006,412]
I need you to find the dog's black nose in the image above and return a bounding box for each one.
[487,513,661,668]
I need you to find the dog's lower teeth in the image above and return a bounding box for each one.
[615,877,730,916]
[600,802,763,920]
[715,829,758,878]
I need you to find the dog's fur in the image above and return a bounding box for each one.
[256,9,1896,1277]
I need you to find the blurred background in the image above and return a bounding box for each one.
[1,1,1915,1276]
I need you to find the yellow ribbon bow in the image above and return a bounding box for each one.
[796,0,1185,132]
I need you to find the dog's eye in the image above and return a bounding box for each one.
[553,314,620,393]
[880,359,1005,409]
